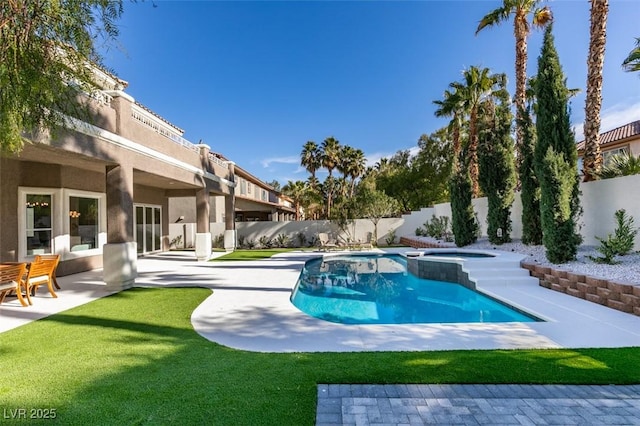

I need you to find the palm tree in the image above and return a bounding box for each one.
[434,88,464,170]
[598,151,640,179]
[582,0,608,182]
[300,141,321,181]
[282,180,307,221]
[321,136,341,217]
[622,37,640,73]
[347,148,366,197]
[451,66,506,197]
[476,1,552,168]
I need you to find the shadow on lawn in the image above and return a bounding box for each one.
[7,288,638,424]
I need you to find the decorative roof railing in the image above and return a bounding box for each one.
[131,105,199,153]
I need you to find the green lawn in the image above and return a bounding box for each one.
[1,288,639,425]
[211,248,299,261]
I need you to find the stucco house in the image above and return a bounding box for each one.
[0,69,290,289]
[577,119,640,174]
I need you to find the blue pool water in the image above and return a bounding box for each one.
[290,254,536,324]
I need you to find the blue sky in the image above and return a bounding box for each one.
[101,0,640,186]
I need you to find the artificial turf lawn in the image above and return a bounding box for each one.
[1,288,639,425]
[211,248,298,261]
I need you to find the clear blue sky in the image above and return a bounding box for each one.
[101,0,640,186]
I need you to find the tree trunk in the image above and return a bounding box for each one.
[469,108,479,198]
[583,0,608,182]
[513,13,528,171]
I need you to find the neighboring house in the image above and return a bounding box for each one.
[0,69,278,289]
[577,120,640,174]
[232,166,296,222]
[168,154,296,224]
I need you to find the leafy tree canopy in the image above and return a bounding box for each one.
[0,0,123,154]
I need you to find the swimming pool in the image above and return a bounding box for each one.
[290,254,537,324]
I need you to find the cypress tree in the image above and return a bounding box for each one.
[518,105,543,245]
[449,160,478,247]
[478,81,516,244]
[534,25,582,263]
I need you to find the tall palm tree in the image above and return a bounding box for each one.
[622,37,640,73]
[282,180,307,221]
[476,1,552,168]
[582,0,608,182]
[451,66,506,197]
[321,136,341,217]
[300,141,321,181]
[347,148,366,197]
[337,145,354,179]
[434,88,464,170]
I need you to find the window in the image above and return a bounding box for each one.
[261,190,267,201]
[247,182,252,194]
[603,147,629,167]
[25,194,53,255]
[240,179,247,195]
[69,196,99,252]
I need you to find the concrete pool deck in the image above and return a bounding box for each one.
[2,249,640,352]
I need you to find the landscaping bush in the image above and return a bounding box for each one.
[422,214,452,241]
[385,230,397,246]
[258,235,272,249]
[589,209,638,264]
[274,233,291,248]
[296,232,307,247]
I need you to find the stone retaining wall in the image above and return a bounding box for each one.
[521,261,640,317]
[399,236,455,249]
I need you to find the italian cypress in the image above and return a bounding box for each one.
[449,161,478,247]
[478,82,516,244]
[534,25,582,263]
[518,105,543,245]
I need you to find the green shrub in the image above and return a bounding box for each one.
[423,215,451,240]
[274,233,291,248]
[296,232,307,247]
[385,230,397,246]
[589,209,638,264]
[237,235,246,248]
[213,233,225,249]
[258,235,272,249]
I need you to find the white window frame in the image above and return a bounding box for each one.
[63,189,107,260]
[18,187,106,262]
[603,146,630,167]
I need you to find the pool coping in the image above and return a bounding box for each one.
[191,248,640,352]
[4,249,640,352]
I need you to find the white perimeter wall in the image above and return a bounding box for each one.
[168,175,640,249]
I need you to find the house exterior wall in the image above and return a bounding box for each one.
[1,86,235,276]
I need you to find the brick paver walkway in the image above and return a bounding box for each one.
[316,384,640,425]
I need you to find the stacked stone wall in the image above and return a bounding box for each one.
[521,261,640,317]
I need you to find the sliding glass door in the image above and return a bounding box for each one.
[135,205,161,254]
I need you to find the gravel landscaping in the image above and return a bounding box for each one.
[409,236,640,285]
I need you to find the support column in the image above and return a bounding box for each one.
[195,188,212,261]
[224,161,236,251]
[104,164,137,290]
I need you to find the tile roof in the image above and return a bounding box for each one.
[576,119,640,151]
